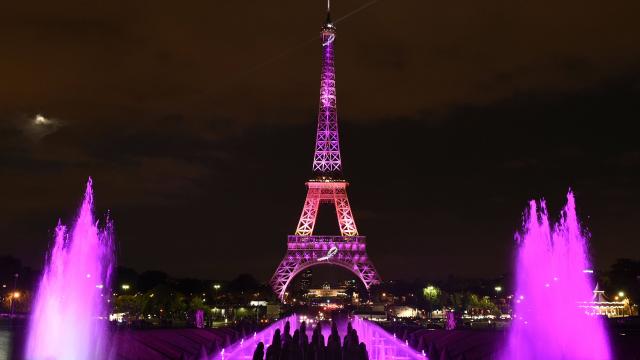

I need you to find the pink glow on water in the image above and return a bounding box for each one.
[504,191,610,360]
[209,315,297,359]
[349,317,426,359]
[25,178,114,360]
[213,315,425,360]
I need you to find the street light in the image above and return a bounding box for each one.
[9,291,20,318]
[618,291,625,298]
[121,284,130,291]
[10,273,19,319]
[494,286,502,292]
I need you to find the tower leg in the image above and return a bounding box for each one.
[295,188,320,236]
[334,188,358,237]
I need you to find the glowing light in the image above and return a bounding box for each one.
[13,291,20,299]
[495,286,502,292]
[34,114,50,125]
[213,284,221,290]
[618,291,625,297]
[583,269,594,273]
[322,34,335,46]
[121,284,130,290]
[423,285,439,298]
[318,246,338,261]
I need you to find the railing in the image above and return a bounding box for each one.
[287,235,367,252]
[287,235,366,243]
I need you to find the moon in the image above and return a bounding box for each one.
[34,114,50,125]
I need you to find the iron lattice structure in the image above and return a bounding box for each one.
[271,10,381,301]
[313,17,341,177]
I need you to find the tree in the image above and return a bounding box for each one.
[228,274,260,293]
[137,271,169,292]
[114,294,143,318]
[608,258,640,304]
[422,285,443,317]
[467,293,500,316]
[114,266,138,290]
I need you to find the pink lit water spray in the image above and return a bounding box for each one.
[503,191,610,359]
[25,178,114,360]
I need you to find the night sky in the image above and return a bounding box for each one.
[1,0,639,282]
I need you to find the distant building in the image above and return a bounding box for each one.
[388,305,419,318]
[353,309,387,322]
[298,270,313,292]
[266,304,282,319]
[578,288,635,318]
[305,283,349,305]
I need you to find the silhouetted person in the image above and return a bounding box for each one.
[291,330,303,359]
[343,327,362,360]
[327,321,342,360]
[300,321,310,358]
[266,329,282,360]
[253,320,375,360]
[284,320,293,344]
[343,322,353,349]
[252,342,265,360]
[358,342,369,360]
[281,340,291,360]
[310,323,326,360]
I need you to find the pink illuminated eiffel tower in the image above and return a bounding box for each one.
[270,3,381,301]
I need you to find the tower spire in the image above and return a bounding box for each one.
[313,0,340,178]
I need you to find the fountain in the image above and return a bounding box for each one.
[349,316,425,359]
[25,178,114,360]
[503,191,610,359]
[215,315,425,360]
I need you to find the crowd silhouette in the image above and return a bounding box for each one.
[252,320,369,360]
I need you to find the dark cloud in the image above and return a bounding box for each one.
[14,114,64,142]
[0,1,639,280]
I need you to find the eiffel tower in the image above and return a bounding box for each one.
[270,2,381,301]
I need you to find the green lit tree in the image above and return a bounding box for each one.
[422,285,442,317]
